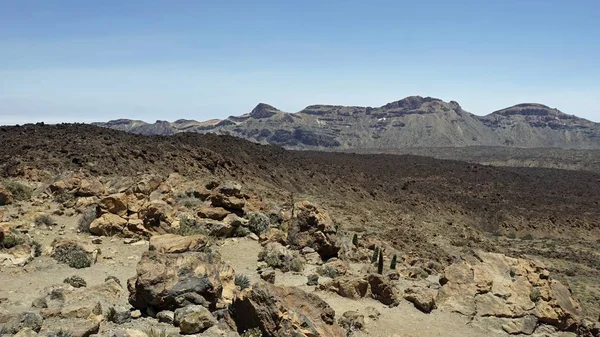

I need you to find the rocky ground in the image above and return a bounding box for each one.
[0,124,599,337]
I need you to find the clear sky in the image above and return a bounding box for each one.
[1,0,599,125]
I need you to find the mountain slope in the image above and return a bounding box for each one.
[93,96,600,149]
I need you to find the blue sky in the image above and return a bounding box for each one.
[1,0,599,124]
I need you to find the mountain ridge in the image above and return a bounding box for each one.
[92,96,600,149]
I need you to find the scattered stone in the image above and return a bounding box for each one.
[156,310,175,324]
[174,305,217,334]
[260,268,276,284]
[364,306,380,321]
[404,287,437,313]
[130,309,142,319]
[63,275,87,288]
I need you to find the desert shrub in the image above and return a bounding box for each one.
[289,256,305,272]
[4,181,33,201]
[176,191,201,209]
[144,328,168,337]
[54,191,74,204]
[241,328,262,337]
[352,233,358,246]
[54,244,91,269]
[77,207,97,233]
[426,261,443,273]
[506,233,517,239]
[564,268,577,277]
[521,234,534,240]
[63,275,87,288]
[32,240,42,257]
[177,215,206,236]
[390,254,397,270]
[48,330,73,337]
[246,212,270,235]
[233,225,250,237]
[1,235,24,249]
[530,287,541,302]
[317,265,338,278]
[235,274,251,290]
[35,214,55,227]
[409,267,429,279]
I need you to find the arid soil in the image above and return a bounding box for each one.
[0,124,599,337]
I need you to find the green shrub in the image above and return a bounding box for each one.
[54,244,91,269]
[235,274,251,290]
[177,215,205,236]
[390,254,397,270]
[1,236,24,249]
[176,191,201,209]
[352,233,358,246]
[521,234,534,240]
[77,207,97,233]
[317,265,338,278]
[4,181,33,201]
[35,214,55,227]
[32,240,42,257]
[106,307,117,323]
[289,255,305,272]
[246,212,270,235]
[530,287,541,302]
[371,247,379,264]
[54,192,74,204]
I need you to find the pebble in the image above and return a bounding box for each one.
[130,309,142,319]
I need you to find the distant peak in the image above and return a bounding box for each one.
[250,103,280,119]
[382,96,443,109]
[491,103,563,117]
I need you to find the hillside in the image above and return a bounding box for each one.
[93,96,600,149]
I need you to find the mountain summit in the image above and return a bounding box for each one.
[93,96,600,149]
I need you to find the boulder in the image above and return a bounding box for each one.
[75,177,106,197]
[13,328,38,337]
[231,282,345,337]
[436,251,582,332]
[138,201,176,233]
[258,242,303,272]
[367,274,399,307]
[404,287,438,313]
[127,250,236,311]
[259,269,276,284]
[39,318,100,337]
[132,174,164,195]
[260,228,288,246]
[174,305,217,334]
[288,201,340,260]
[320,276,369,300]
[148,234,207,254]
[156,310,175,324]
[98,193,132,216]
[89,213,127,236]
[197,206,230,221]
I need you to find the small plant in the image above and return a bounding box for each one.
[4,181,33,201]
[144,328,168,337]
[54,192,74,204]
[235,274,251,290]
[352,233,358,246]
[241,328,262,337]
[177,215,205,236]
[77,207,97,233]
[176,191,201,209]
[35,214,55,227]
[54,244,91,269]
[371,247,379,264]
[377,250,384,274]
[32,240,42,257]
[289,255,305,272]
[317,265,338,278]
[48,329,73,337]
[246,212,270,235]
[1,235,24,249]
[63,275,87,288]
[390,254,397,270]
[530,287,541,302]
[521,234,534,240]
[506,233,517,239]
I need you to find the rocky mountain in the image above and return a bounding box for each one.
[93,96,600,149]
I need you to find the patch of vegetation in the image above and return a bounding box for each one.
[35,214,55,227]
[4,181,33,201]
[176,191,201,209]
[54,244,91,269]
[177,215,206,236]
[241,328,262,337]
[54,191,74,204]
[32,240,42,257]
[289,256,305,272]
[63,275,87,288]
[144,328,168,337]
[246,212,270,235]
[521,234,534,240]
[235,274,251,290]
[317,265,338,278]
[77,207,97,233]
[1,235,25,249]
[506,233,517,239]
[530,287,541,302]
[409,267,429,279]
